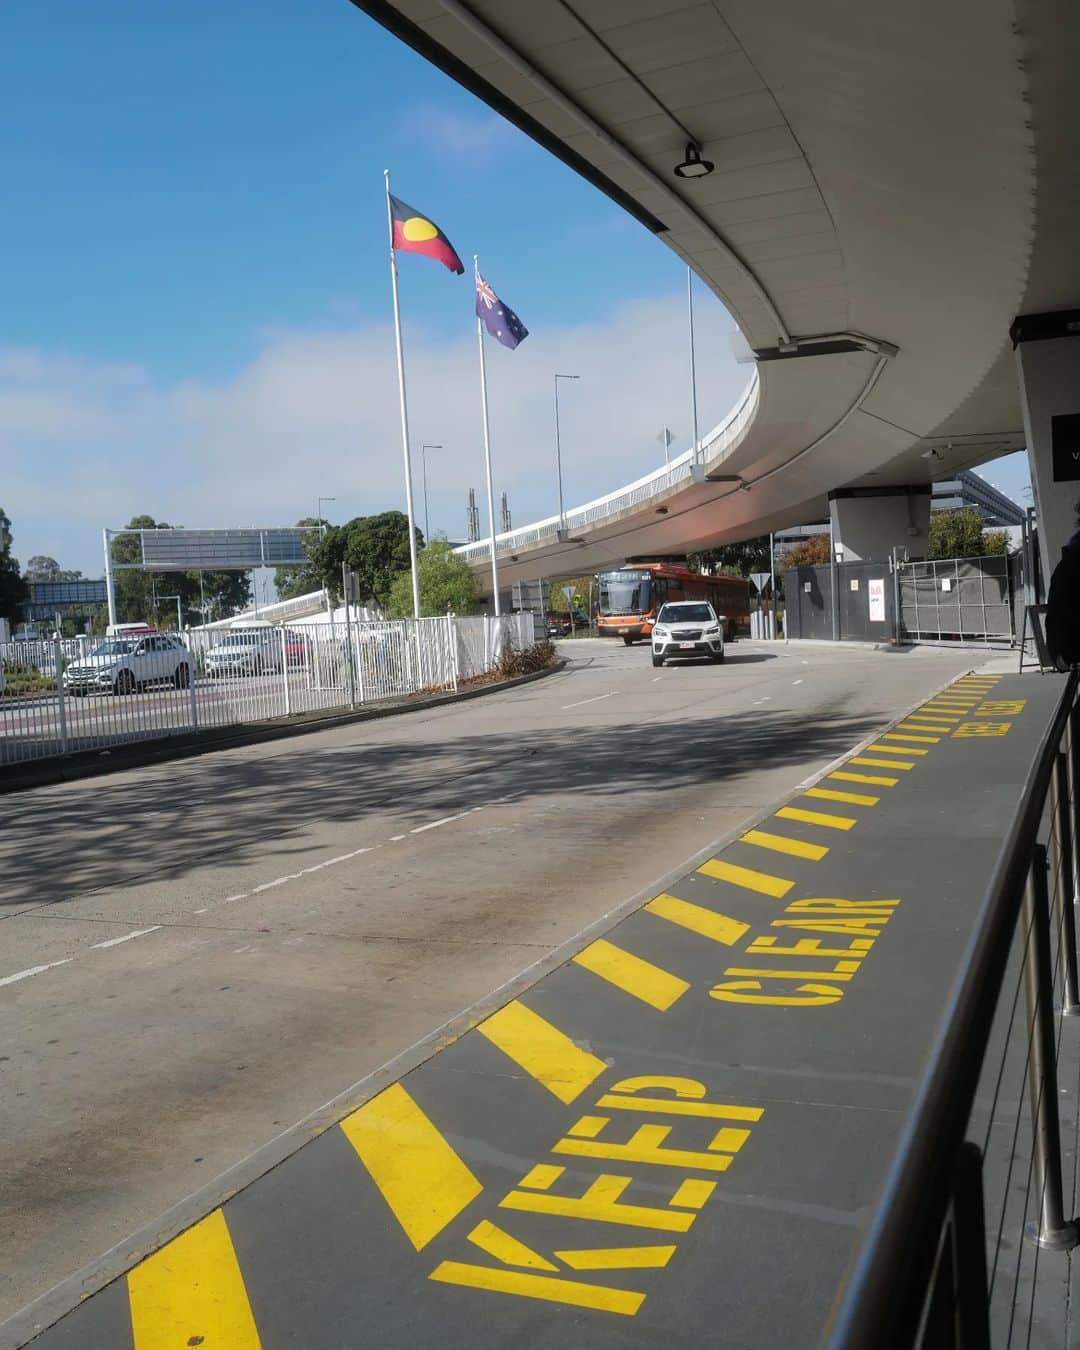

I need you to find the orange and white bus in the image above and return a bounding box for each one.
[596,563,750,645]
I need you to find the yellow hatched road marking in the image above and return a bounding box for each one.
[740,828,829,861]
[902,720,955,730]
[775,806,856,831]
[573,940,689,1011]
[468,1220,557,1271]
[925,699,977,707]
[429,1262,645,1316]
[850,756,914,770]
[916,710,963,719]
[830,769,899,786]
[339,1082,482,1251]
[883,732,941,744]
[697,857,794,898]
[866,742,928,756]
[477,1000,607,1104]
[556,1246,676,1270]
[644,894,749,945]
[127,1209,262,1350]
[805,786,879,806]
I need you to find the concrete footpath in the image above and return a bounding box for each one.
[5,671,1061,1349]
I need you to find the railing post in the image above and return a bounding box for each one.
[189,637,199,732]
[53,636,69,756]
[1052,751,1080,1013]
[280,626,291,718]
[1022,843,1080,1249]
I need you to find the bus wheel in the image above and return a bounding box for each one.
[622,636,634,646]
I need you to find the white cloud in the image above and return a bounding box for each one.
[399,103,519,160]
[1,292,748,574]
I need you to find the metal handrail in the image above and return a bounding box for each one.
[824,671,1078,1348]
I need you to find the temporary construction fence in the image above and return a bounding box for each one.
[897,554,1016,645]
[0,612,533,769]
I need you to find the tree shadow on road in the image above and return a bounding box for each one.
[1,702,885,909]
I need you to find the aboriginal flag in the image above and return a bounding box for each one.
[388,193,464,274]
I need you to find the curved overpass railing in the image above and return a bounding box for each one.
[455,370,760,564]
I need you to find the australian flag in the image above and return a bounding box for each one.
[475,269,529,350]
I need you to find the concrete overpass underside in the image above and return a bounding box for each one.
[352,0,1080,589]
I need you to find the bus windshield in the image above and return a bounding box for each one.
[598,571,650,615]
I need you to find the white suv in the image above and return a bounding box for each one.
[64,633,192,696]
[651,602,726,667]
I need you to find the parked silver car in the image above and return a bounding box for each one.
[205,628,283,678]
[63,633,193,696]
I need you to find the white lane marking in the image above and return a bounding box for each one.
[90,926,162,950]
[390,834,406,841]
[223,894,247,905]
[0,959,73,988]
[651,676,662,683]
[752,697,772,705]
[562,691,617,709]
[193,908,209,915]
[410,810,475,835]
[793,679,804,686]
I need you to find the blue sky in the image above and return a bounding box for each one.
[2,0,1029,577]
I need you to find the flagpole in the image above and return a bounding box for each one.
[474,257,502,617]
[384,169,422,619]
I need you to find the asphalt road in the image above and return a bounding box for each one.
[0,638,992,1319]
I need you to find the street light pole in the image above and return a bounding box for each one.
[687,265,701,473]
[159,594,183,633]
[554,374,580,538]
[316,496,336,534]
[421,444,442,544]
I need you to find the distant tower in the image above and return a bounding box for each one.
[466,489,480,542]
[500,492,512,533]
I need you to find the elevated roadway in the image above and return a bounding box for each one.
[352,0,1080,584]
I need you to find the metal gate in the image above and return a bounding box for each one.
[897,554,1015,645]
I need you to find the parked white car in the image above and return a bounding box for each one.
[651,601,726,667]
[205,628,283,678]
[63,633,192,696]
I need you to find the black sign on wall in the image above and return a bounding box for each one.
[1052,413,1080,482]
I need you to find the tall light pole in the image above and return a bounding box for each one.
[421,444,441,544]
[316,496,336,533]
[687,265,701,477]
[554,374,580,538]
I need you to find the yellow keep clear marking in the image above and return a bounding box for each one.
[775,805,856,831]
[805,786,879,806]
[429,1261,645,1316]
[644,894,749,945]
[866,742,928,757]
[127,1209,261,1350]
[339,1081,482,1251]
[697,858,794,898]
[671,1178,716,1208]
[556,1245,676,1270]
[468,1220,557,1271]
[830,769,899,786]
[850,756,914,770]
[740,828,829,861]
[573,939,689,1011]
[884,732,940,744]
[477,1000,607,1104]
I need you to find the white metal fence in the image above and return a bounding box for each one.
[0,612,533,768]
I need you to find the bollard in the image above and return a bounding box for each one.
[1022,844,1080,1249]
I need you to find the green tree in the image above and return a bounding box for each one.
[25,556,83,582]
[274,518,325,600]
[0,507,27,626]
[928,508,1000,560]
[309,511,422,607]
[385,537,479,618]
[982,529,1010,557]
[781,533,831,568]
[688,536,772,578]
[551,575,594,613]
[110,516,252,626]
